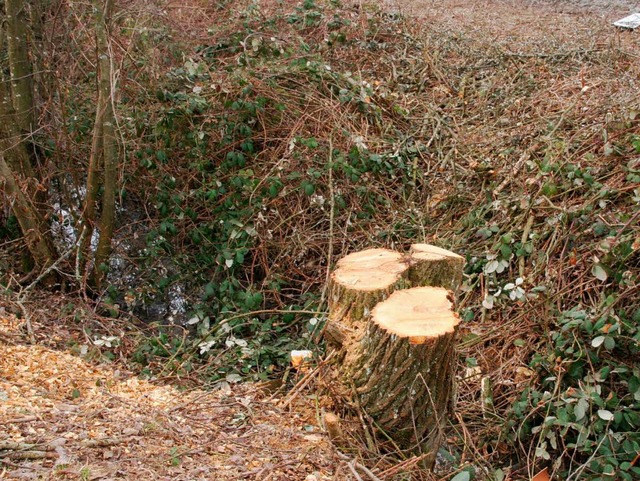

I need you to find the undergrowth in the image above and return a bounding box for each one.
[1,0,638,479]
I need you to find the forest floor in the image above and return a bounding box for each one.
[1,0,639,480]
[1,314,339,481]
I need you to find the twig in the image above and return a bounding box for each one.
[279,352,333,408]
[0,416,37,424]
[0,442,41,451]
[519,214,534,279]
[346,461,364,481]
[15,246,74,342]
[320,135,336,308]
[336,452,382,481]
[0,450,51,460]
[610,208,640,247]
[80,437,130,448]
[0,329,19,344]
[493,149,531,197]
[21,246,73,295]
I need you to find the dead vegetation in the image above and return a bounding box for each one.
[1,0,639,479]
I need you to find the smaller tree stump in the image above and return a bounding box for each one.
[324,248,408,350]
[408,243,464,289]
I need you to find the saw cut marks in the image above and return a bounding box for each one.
[371,287,459,343]
[332,248,407,291]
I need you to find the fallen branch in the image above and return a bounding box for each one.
[0,416,38,424]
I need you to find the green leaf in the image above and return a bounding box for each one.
[156,150,168,163]
[204,283,215,299]
[303,182,315,196]
[575,398,589,421]
[592,263,608,281]
[604,336,616,351]
[450,472,470,481]
[598,409,614,421]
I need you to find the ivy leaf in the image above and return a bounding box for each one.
[482,295,494,309]
[485,260,499,274]
[450,471,470,481]
[597,409,614,421]
[604,336,616,351]
[575,398,589,421]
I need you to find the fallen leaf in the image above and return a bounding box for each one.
[532,467,550,481]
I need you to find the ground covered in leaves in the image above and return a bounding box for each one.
[1,314,338,481]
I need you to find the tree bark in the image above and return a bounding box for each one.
[325,244,464,469]
[0,23,58,277]
[5,0,35,131]
[0,154,56,270]
[325,248,409,351]
[80,0,118,289]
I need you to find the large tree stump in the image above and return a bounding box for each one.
[325,244,464,468]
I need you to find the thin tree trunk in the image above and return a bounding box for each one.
[0,154,57,271]
[88,0,117,289]
[0,24,58,277]
[78,106,103,274]
[0,26,34,179]
[5,0,34,131]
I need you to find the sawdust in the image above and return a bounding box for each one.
[0,316,337,480]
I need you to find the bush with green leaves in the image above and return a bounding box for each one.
[114,0,426,381]
[512,301,640,480]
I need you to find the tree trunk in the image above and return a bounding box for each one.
[0,154,57,271]
[5,0,35,131]
[0,24,58,277]
[325,244,464,469]
[80,0,118,289]
[90,0,117,289]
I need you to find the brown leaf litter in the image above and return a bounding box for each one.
[0,316,337,480]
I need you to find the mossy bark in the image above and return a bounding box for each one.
[408,243,465,290]
[6,0,34,131]
[80,0,118,289]
[0,154,57,271]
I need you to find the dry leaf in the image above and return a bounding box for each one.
[532,467,550,481]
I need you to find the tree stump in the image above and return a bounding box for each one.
[325,244,464,469]
[324,248,409,350]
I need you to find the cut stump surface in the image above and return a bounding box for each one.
[332,248,407,291]
[372,287,458,343]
